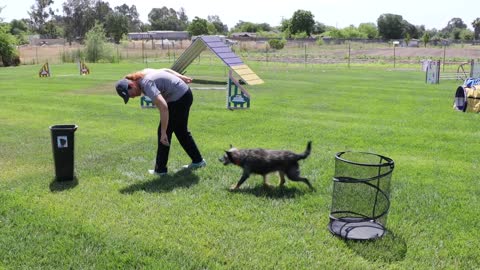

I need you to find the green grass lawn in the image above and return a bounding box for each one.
[0,62,479,269]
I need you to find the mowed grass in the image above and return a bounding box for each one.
[0,61,479,269]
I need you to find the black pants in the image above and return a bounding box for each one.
[155,89,203,173]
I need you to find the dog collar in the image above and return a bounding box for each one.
[232,157,241,166]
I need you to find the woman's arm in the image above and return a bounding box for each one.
[152,94,170,146]
[160,68,192,84]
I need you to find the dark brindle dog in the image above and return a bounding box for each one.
[219,141,314,191]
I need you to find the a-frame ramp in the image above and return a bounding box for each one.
[171,36,264,85]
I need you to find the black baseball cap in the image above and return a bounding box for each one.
[115,79,131,104]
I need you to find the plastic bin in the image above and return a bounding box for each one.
[50,124,78,181]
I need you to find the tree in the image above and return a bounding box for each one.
[28,0,55,35]
[187,16,208,36]
[358,22,378,39]
[115,4,142,32]
[148,7,185,31]
[472,18,480,40]
[460,29,474,41]
[403,21,421,39]
[312,22,327,35]
[0,25,19,66]
[0,5,4,22]
[290,10,315,36]
[232,21,259,32]
[93,1,112,25]
[377,13,404,39]
[421,32,430,47]
[279,18,292,37]
[62,0,96,43]
[84,21,107,62]
[177,7,189,31]
[343,25,368,39]
[208,15,227,34]
[105,12,128,43]
[10,19,29,35]
[441,17,467,39]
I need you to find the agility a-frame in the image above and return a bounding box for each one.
[171,36,264,86]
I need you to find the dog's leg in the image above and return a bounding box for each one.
[230,170,250,191]
[262,174,274,189]
[286,165,315,191]
[279,171,286,188]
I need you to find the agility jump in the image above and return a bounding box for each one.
[426,59,480,84]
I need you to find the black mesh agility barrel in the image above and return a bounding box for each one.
[328,151,394,240]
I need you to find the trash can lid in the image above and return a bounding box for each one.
[49,124,78,131]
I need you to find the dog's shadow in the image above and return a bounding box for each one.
[231,185,308,199]
[120,169,199,194]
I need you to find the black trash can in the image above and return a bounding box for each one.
[328,151,394,240]
[50,124,78,181]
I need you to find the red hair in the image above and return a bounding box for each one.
[125,71,145,81]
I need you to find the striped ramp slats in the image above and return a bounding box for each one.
[171,36,263,85]
[231,64,264,85]
[171,38,207,73]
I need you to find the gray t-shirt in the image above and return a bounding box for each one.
[140,70,189,102]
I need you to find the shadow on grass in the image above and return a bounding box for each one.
[119,169,199,194]
[191,79,226,85]
[231,185,307,199]
[344,230,407,263]
[49,177,79,192]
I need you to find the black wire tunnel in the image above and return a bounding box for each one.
[328,151,395,240]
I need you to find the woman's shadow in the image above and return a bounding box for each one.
[120,169,199,194]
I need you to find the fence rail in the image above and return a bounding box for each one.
[14,40,480,70]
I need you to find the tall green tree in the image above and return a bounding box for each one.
[472,18,480,40]
[312,22,327,35]
[84,21,107,62]
[187,16,208,36]
[114,4,141,32]
[208,15,227,34]
[377,13,404,39]
[441,17,467,39]
[148,7,186,31]
[10,19,29,35]
[421,32,430,47]
[290,10,315,36]
[105,12,128,43]
[177,7,189,31]
[28,0,55,35]
[93,1,112,25]
[62,0,96,43]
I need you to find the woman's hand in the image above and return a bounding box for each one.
[181,76,192,84]
[160,131,169,146]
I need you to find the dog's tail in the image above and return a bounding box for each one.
[297,141,312,160]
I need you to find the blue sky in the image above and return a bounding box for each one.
[1,0,478,30]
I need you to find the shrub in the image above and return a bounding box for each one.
[0,26,20,66]
[268,39,286,50]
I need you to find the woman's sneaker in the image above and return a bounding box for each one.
[148,169,167,176]
[183,159,207,170]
